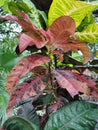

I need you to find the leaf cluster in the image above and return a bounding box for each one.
[0,0,98,130]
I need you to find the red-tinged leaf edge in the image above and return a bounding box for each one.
[7,54,50,94]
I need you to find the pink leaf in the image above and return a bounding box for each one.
[7,74,50,116]
[55,41,92,64]
[47,16,76,43]
[0,13,50,51]
[7,54,50,94]
[52,69,90,97]
[18,33,34,52]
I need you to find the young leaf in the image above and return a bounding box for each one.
[47,16,76,43]
[47,16,92,63]
[7,74,50,115]
[76,23,98,43]
[52,69,90,97]
[44,101,98,130]
[48,0,98,27]
[7,54,50,94]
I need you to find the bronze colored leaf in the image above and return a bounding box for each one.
[7,54,50,94]
[7,74,50,114]
[0,13,49,51]
[52,69,90,97]
[47,16,76,43]
[56,41,92,64]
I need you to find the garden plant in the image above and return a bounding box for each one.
[0,0,98,130]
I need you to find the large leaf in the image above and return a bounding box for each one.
[7,74,50,114]
[47,16,76,43]
[48,0,98,27]
[55,41,92,64]
[44,101,98,130]
[3,116,39,130]
[76,23,98,43]
[52,70,91,97]
[7,54,50,94]
[46,16,92,63]
[0,13,49,51]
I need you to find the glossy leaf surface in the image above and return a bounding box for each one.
[45,101,98,130]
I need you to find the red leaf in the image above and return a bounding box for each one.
[7,54,50,94]
[18,33,34,53]
[52,69,90,97]
[56,41,92,64]
[0,13,50,51]
[7,74,50,116]
[47,16,76,43]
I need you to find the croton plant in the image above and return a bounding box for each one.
[0,0,98,130]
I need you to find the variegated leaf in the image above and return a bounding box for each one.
[7,74,50,115]
[7,54,50,94]
[52,69,90,97]
[76,23,98,43]
[48,0,98,27]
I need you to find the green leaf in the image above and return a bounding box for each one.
[0,0,4,6]
[8,1,31,15]
[77,12,95,32]
[0,89,9,126]
[76,23,98,43]
[22,0,47,29]
[3,116,39,130]
[44,101,98,130]
[48,0,98,27]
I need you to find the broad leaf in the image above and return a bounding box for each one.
[76,23,98,43]
[47,16,92,63]
[7,74,50,113]
[44,101,98,130]
[52,70,91,97]
[47,16,76,43]
[7,54,50,94]
[0,13,49,51]
[55,41,92,64]
[48,0,98,27]
[3,116,39,130]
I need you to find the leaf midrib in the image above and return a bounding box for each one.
[59,108,95,130]
[70,6,95,16]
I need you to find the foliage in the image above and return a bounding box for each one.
[0,0,98,130]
